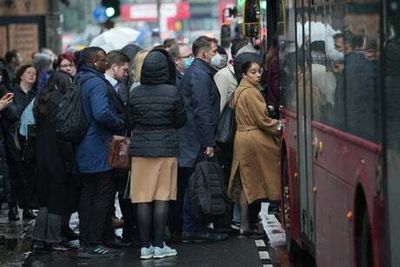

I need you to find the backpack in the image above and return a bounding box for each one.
[55,75,92,143]
[189,160,228,218]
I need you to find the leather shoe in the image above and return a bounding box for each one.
[104,236,132,248]
[49,243,75,252]
[32,241,48,254]
[181,231,229,243]
[62,227,80,241]
[111,216,124,228]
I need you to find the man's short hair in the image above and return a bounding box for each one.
[4,49,18,64]
[192,36,217,57]
[163,38,177,49]
[82,47,106,65]
[169,43,187,59]
[106,50,130,68]
[333,32,344,40]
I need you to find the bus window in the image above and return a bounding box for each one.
[308,3,340,126]
[243,0,260,38]
[280,1,297,113]
[311,1,381,143]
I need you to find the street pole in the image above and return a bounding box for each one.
[46,0,62,53]
[156,0,161,43]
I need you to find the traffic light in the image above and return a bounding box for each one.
[101,0,120,18]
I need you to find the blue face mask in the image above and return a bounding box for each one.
[183,57,194,70]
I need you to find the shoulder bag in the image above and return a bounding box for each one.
[215,89,246,143]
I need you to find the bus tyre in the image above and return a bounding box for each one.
[358,210,373,267]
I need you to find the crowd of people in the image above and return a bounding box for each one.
[0,35,282,260]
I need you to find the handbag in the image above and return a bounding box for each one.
[215,89,246,143]
[108,134,131,169]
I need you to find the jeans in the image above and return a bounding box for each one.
[79,171,114,247]
[32,207,62,244]
[181,167,206,233]
[232,203,241,224]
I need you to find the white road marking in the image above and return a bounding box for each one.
[255,239,266,247]
[259,251,270,260]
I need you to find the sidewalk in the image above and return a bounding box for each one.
[0,204,33,267]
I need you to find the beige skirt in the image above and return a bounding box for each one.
[130,157,177,203]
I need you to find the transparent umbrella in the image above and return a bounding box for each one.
[89,27,140,52]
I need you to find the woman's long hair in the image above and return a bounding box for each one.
[33,71,72,122]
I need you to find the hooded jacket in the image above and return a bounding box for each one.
[128,48,186,157]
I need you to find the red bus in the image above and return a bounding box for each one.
[265,0,400,266]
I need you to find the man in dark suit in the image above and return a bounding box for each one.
[103,51,137,247]
[178,36,228,243]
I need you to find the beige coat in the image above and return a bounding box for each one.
[228,79,281,203]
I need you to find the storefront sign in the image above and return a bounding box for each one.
[8,23,39,64]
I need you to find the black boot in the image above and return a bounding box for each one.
[23,209,36,220]
[8,206,19,221]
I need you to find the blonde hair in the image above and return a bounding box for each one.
[131,49,150,82]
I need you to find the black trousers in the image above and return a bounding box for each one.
[79,171,114,247]
[168,167,191,234]
[103,169,136,242]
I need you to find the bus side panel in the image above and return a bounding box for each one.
[313,122,384,267]
[282,111,301,243]
[314,165,354,267]
[312,121,380,189]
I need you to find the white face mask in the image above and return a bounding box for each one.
[211,53,223,68]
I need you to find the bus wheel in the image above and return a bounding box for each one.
[358,210,373,267]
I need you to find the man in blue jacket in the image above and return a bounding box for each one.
[75,47,124,258]
[178,36,228,243]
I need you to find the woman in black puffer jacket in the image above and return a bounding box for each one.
[127,48,186,260]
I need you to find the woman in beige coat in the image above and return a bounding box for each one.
[228,60,281,235]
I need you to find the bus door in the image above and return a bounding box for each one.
[384,1,400,265]
[296,0,316,249]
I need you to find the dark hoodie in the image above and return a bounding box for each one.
[128,49,186,157]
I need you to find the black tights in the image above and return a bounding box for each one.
[137,200,169,248]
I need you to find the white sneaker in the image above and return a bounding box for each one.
[153,243,177,259]
[140,246,154,260]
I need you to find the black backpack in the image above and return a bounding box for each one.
[189,160,228,218]
[55,75,92,143]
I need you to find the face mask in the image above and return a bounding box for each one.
[210,53,223,68]
[183,57,194,70]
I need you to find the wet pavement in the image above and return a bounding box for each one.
[23,237,263,267]
[0,200,315,267]
[0,204,34,266]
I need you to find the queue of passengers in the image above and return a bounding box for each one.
[0,35,282,260]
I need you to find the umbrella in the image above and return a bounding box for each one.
[89,27,140,52]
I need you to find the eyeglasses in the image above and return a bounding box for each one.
[60,64,75,68]
[177,54,193,59]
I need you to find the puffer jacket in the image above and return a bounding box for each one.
[128,48,186,157]
[75,65,124,173]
